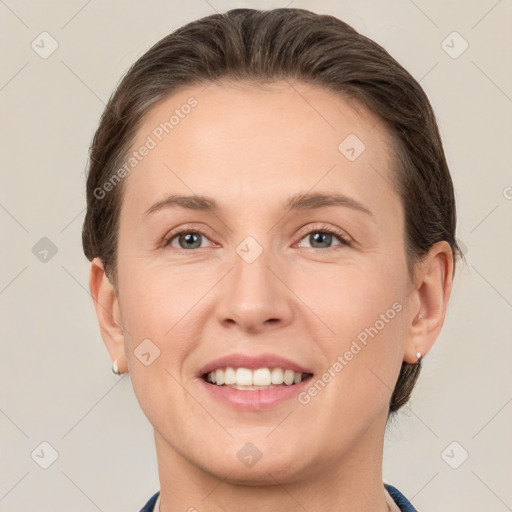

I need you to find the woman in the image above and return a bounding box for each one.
[82,8,459,512]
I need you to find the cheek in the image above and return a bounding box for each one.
[119,258,204,334]
[117,266,204,432]
[300,261,407,408]
[298,260,407,345]
[117,259,219,386]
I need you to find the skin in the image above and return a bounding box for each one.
[89,80,453,512]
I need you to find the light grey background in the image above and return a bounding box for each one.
[1,1,511,511]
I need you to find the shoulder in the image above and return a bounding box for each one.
[384,483,419,512]
[139,490,160,512]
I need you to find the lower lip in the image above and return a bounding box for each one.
[199,377,313,410]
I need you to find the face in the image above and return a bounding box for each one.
[112,81,418,481]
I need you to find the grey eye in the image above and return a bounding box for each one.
[169,232,206,249]
[299,231,344,249]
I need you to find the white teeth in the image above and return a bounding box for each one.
[283,369,295,385]
[235,368,253,386]
[224,367,236,385]
[271,367,284,384]
[253,368,272,386]
[205,367,308,387]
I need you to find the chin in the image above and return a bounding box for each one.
[209,457,305,486]
[193,439,312,485]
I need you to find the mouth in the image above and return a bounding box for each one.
[202,366,314,390]
[197,353,315,409]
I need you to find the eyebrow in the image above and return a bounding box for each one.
[286,192,373,216]
[143,194,219,219]
[142,191,373,220]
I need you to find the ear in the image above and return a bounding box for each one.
[404,241,454,364]
[89,258,127,373]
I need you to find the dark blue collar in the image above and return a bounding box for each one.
[139,491,159,512]
[140,485,418,512]
[385,483,418,511]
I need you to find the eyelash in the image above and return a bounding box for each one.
[162,223,352,252]
[295,223,352,249]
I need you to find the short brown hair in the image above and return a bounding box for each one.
[82,8,460,416]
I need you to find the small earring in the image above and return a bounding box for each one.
[416,351,422,363]
[112,359,121,375]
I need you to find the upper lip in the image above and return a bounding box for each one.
[198,353,314,377]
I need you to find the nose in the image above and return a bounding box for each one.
[215,246,295,335]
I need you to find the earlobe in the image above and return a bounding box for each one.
[89,258,127,373]
[404,241,454,364]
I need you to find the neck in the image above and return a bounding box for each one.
[154,409,392,512]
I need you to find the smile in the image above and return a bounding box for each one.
[204,366,313,389]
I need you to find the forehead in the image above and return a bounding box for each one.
[121,80,399,220]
